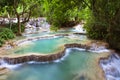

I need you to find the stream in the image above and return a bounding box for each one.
[0,18,120,80]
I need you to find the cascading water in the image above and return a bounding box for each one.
[100,53,120,80]
[0,48,71,69]
[0,40,111,80]
[0,59,22,69]
[0,21,119,80]
[12,35,87,55]
[24,18,50,35]
[4,48,107,80]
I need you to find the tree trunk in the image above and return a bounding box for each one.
[7,13,13,30]
[17,15,22,36]
[22,10,32,24]
[13,0,22,36]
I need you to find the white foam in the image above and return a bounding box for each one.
[17,40,33,46]
[74,24,86,33]
[71,48,86,51]
[89,49,110,53]
[27,61,49,64]
[89,45,110,53]
[100,54,120,80]
[53,48,71,63]
[16,35,61,47]
[0,60,22,69]
[0,48,69,69]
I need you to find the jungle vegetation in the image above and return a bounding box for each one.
[0,0,120,50]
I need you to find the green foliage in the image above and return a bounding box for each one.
[0,28,15,40]
[78,7,91,21]
[31,6,44,17]
[0,0,41,35]
[6,23,25,33]
[42,0,85,29]
[50,25,59,32]
[0,0,42,17]
[0,37,5,47]
[106,20,120,50]
[0,43,2,47]
[84,0,120,50]
[84,15,108,40]
[0,0,120,50]
[0,28,15,47]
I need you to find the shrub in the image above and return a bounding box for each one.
[50,25,59,32]
[6,23,25,33]
[0,37,5,47]
[0,28,15,47]
[84,16,108,40]
[0,28,15,40]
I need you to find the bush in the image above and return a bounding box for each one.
[0,28,15,47]
[6,23,25,33]
[0,37,5,43]
[106,26,120,50]
[0,37,5,47]
[0,28,15,40]
[84,16,108,40]
[50,25,59,32]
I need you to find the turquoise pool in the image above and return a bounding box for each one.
[13,35,87,54]
[7,48,103,80]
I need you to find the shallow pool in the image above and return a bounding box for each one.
[12,35,87,54]
[7,48,105,80]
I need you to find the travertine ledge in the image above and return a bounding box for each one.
[0,43,90,64]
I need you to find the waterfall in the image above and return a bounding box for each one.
[73,24,86,33]
[24,18,50,35]
[0,48,86,69]
[100,53,120,80]
[0,59,22,69]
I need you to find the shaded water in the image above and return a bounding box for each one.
[6,48,105,80]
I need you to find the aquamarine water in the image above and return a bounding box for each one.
[13,35,87,54]
[14,37,62,54]
[7,49,99,80]
[4,29,108,80]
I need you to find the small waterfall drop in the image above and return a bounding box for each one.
[0,48,87,70]
[100,53,120,80]
[24,18,50,35]
[0,59,22,69]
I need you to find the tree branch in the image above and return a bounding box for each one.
[82,0,92,10]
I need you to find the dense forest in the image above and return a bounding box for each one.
[0,0,120,50]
